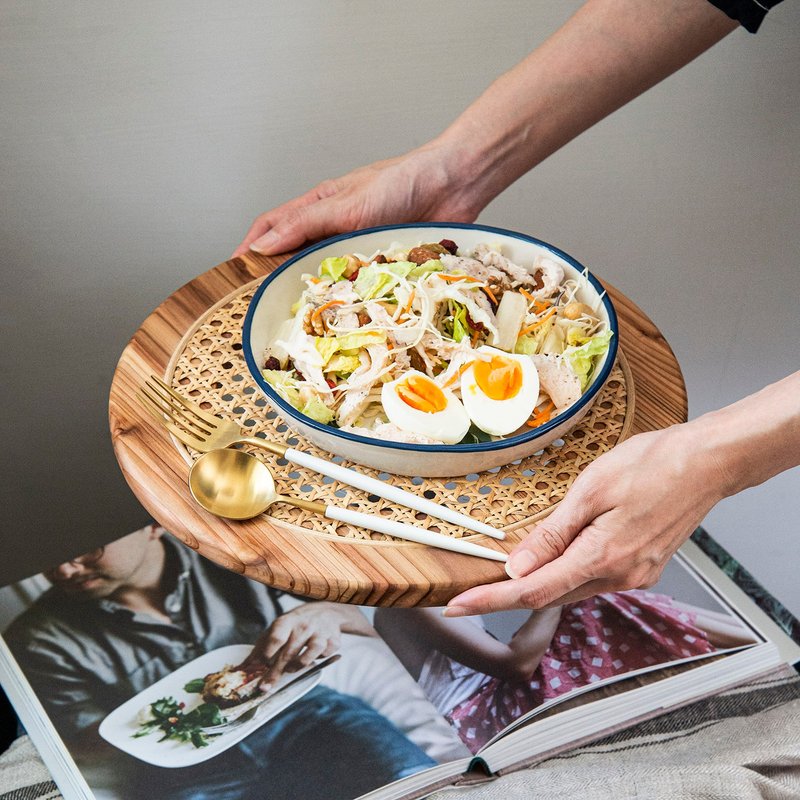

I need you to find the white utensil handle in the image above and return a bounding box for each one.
[285,448,505,540]
[324,505,507,563]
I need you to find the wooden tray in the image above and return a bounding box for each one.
[109,252,687,606]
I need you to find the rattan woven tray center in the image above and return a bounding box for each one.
[165,279,634,544]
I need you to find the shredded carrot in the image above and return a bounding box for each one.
[519,307,556,336]
[310,300,344,324]
[519,288,535,303]
[400,288,416,317]
[482,285,498,305]
[533,299,551,314]
[470,329,481,347]
[526,400,556,427]
[308,276,322,284]
[438,273,481,283]
[443,361,474,388]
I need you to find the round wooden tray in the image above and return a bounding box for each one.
[109,252,687,606]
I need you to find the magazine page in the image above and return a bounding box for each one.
[372,556,761,755]
[0,525,471,800]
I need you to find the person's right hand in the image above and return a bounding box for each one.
[231,144,478,258]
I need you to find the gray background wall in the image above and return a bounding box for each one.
[1,2,797,613]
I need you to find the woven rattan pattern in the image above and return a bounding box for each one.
[166,280,633,542]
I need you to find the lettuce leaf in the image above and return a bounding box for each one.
[333,329,387,351]
[566,326,590,347]
[313,337,341,366]
[408,259,443,279]
[514,335,539,355]
[564,330,614,390]
[299,396,335,425]
[353,260,432,301]
[318,257,349,281]
[324,353,361,375]
[313,330,386,366]
[262,369,302,405]
[353,258,442,302]
[263,369,334,424]
[451,302,470,343]
[514,316,555,355]
[353,266,395,301]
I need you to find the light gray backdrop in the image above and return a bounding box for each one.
[1,2,797,613]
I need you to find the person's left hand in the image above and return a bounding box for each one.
[444,421,730,616]
[242,603,346,687]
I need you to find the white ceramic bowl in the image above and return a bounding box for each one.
[242,223,618,477]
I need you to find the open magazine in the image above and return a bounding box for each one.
[0,525,798,800]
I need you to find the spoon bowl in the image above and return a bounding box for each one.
[189,449,278,519]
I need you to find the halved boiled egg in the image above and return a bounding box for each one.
[460,346,539,436]
[382,370,470,445]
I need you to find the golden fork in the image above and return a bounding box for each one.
[137,374,505,540]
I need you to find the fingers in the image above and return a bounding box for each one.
[262,633,338,684]
[539,578,618,607]
[262,628,305,685]
[231,183,336,257]
[249,195,349,255]
[445,548,594,616]
[505,482,600,579]
[232,215,271,258]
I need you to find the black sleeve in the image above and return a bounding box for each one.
[706,0,785,33]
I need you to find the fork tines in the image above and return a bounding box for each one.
[138,385,208,436]
[137,374,218,438]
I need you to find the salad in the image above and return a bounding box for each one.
[133,664,265,749]
[133,690,225,749]
[261,239,613,445]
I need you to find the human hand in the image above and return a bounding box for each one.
[232,144,480,258]
[445,422,730,615]
[241,601,375,687]
[240,603,346,687]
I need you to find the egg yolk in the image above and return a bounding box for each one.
[473,356,523,401]
[396,374,447,414]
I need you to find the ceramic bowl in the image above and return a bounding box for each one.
[242,223,618,477]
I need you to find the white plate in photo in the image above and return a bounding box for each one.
[98,644,321,768]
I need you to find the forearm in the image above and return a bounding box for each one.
[689,371,800,499]
[505,608,563,677]
[429,0,738,212]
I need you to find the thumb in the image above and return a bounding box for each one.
[250,199,345,255]
[506,486,598,579]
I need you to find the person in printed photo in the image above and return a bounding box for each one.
[3,525,436,800]
[375,588,756,753]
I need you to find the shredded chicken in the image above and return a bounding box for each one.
[529,255,565,299]
[365,301,417,348]
[326,281,360,304]
[336,344,391,427]
[531,354,581,411]
[440,254,510,288]
[472,243,534,286]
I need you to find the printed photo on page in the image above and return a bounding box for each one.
[0,525,469,800]
[373,558,760,753]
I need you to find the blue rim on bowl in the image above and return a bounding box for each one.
[242,222,619,455]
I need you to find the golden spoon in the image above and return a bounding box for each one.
[188,449,507,562]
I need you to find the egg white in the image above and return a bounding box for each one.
[382,370,471,445]
[460,346,539,436]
